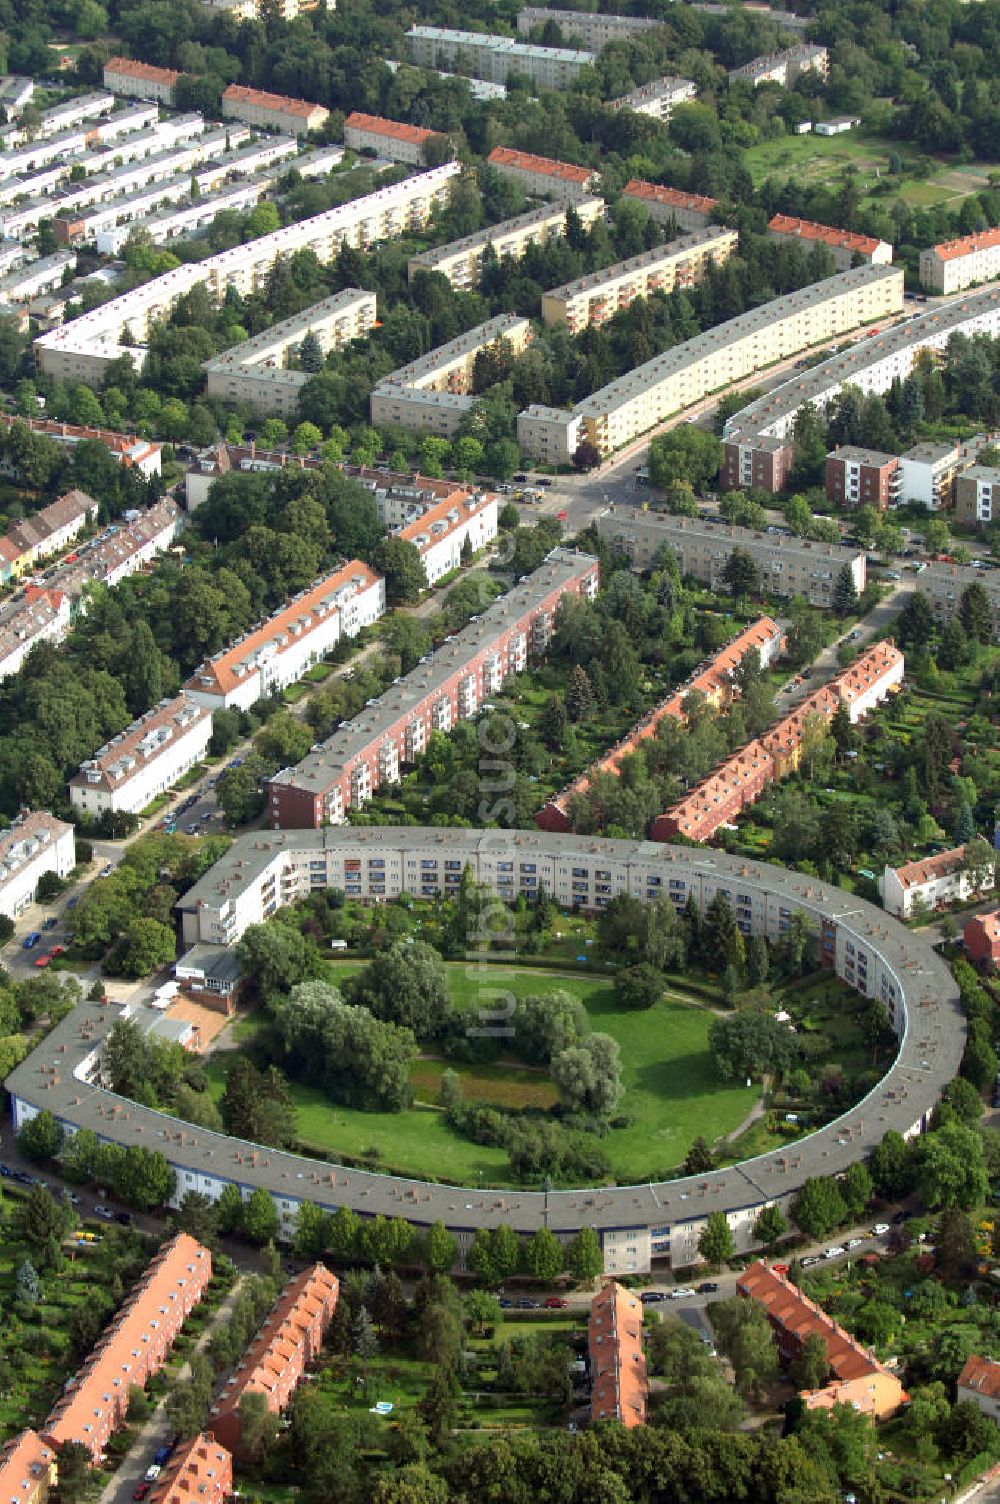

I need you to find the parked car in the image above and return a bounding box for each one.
[94,1204,114,1220]
[670,1288,695,1300]
[514,1298,538,1310]
[153,1446,172,1466]
[0,1164,10,1178]
[639,1291,666,1304]
[66,895,79,909]
[41,916,58,931]
[544,1297,568,1309]
[48,945,65,958]
[33,953,51,968]
[144,1465,161,1483]
[132,1487,151,1502]
[846,1238,865,1250]
[696,1282,719,1294]
[21,932,41,950]
[824,1246,846,1260]
[801,1255,822,1268]
[100,864,114,878]
[892,1210,908,1225]
[115,1211,132,1226]
[498,1298,514,1309]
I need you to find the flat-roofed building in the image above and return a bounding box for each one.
[0,1431,55,1504]
[407,198,604,289]
[608,76,697,122]
[0,252,77,308]
[405,26,596,89]
[69,696,213,817]
[103,56,180,104]
[722,286,1000,491]
[35,166,459,382]
[516,405,583,466]
[42,1234,212,1462]
[825,445,900,510]
[920,228,1000,295]
[737,1262,906,1420]
[147,1435,231,1504]
[268,548,599,829]
[728,44,829,87]
[370,314,533,437]
[203,289,377,417]
[589,1283,648,1428]
[600,510,867,605]
[879,843,994,919]
[540,227,737,332]
[955,464,1000,526]
[767,214,893,271]
[211,1266,339,1456]
[221,84,329,137]
[344,111,446,165]
[526,265,903,460]
[517,7,661,49]
[0,811,75,920]
[185,562,384,713]
[486,145,599,203]
[0,77,34,120]
[621,178,719,232]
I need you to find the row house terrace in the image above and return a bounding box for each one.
[69,696,212,817]
[42,1234,211,1462]
[147,1433,231,1504]
[589,1283,648,1427]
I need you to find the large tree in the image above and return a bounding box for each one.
[348,941,450,1040]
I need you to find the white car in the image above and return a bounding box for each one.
[872,1223,890,1236]
[94,1204,113,1220]
[670,1287,695,1300]
[824,1246,846,1260]
[846,1237,865,1250]
[144,1465,161,1483]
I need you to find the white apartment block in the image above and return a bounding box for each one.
[399,492,499,585]
[69,697,213,817]
[608,76,697,123]
[94,179,268,256]
[184,562,385,713]
[955,465,1000,526]
[103,57,180,105]
[540,228,737,333]
[920,229,1000,295]
[880,844,995,919]
[723,285,1000,474]
[203,290,377,418]
[371,314,533,437]
[486,146,599,204]
[35,165,460,382]
[56,498,181,596]
[0,77,34,119]
[599,511,867,607]
[0,811,75,920]
[407,198,604,289]
[516,405,583,466]
[728,44,829,87]
[898,441,963,510]
[344,112,444,166]
[405,26,596,89]
[203,0,306,18]
[0,587,72,681]
[0,252,76,308]
[516,8,661,49]
[521,264,904,459]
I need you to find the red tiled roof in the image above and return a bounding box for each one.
[214,1264,338,1419]
[930,228,1000,262]
[768,213,884,257]
[345,111,438,146]
[489,146,595,185]
[891,843,968,890]
[959,1354,1000,1399]
[622,178,717,214]
[399,490,493,551]
[147,1433,231,1504]
[222,84,327,120]
[0,1430,55,1499]
[589,1282,648,1428]
[105,56,180,86]
[184,561,381,698]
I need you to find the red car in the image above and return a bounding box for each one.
[48,945,65,958]
[33,953,50,969]
[132,1487,151,1502]
[544,1296,569,1309]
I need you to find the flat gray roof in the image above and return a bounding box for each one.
[271,547,595,793]
[9,833,962,1236]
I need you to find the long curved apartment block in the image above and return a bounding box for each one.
[7,831,961,1277]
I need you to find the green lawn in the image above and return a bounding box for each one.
[203,965,757,1185]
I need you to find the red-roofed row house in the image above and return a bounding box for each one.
[737,1262,906,1420]
[147,1433,232,1504]
[42,1233,212,1462]
[487,146,599,204]
[621,178,719,232]
[210,1264,339,1456]
[652,641,904,843]
[767,214,893,272]
[536,615,784,832]
[589,1282,648,1428]
[344,111,448,166]
[221,84,329,137]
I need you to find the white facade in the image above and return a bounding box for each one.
[609,76,697,122]
[69,697,213,817]
[0,252,77,307]
[0,589,71,680]
[920,231,1000,295]
[879,846,995,919]
[35,165,460,382]
[405,26,596,88]
[0,811,75,919]
[402,495,499,585]
[184,564,385,713]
